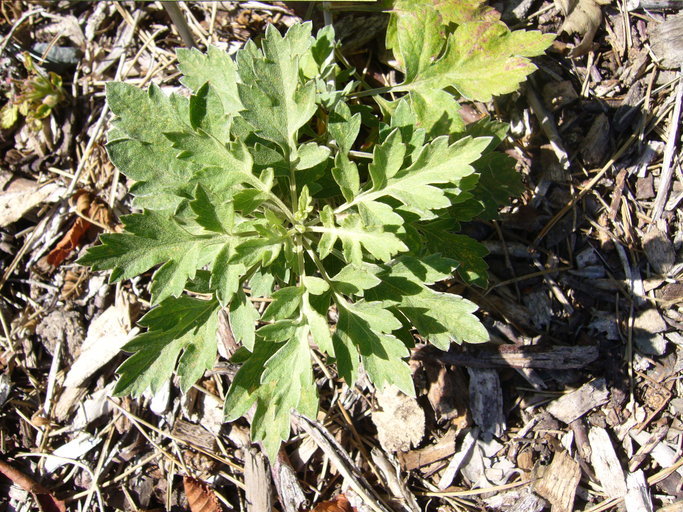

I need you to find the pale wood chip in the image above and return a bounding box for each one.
[533,450,581,512]
[625,470,654,512]
[244,447,274,512]
[546,378,610,424]
[588,426,627,499]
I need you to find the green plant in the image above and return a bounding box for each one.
[0,52,65,130]
[79,5,552,456]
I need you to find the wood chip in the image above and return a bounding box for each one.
[171,419,216,452]
[437,427,478,490]
[642,228,676,275]
[625,470,654,512]
[244,447,274,512]
[63,300,134,388]
[370,448,420,512]
[272,450,306,512]
[546,378,610,424]
[293,412,392,512]
[0,176,64,227]
[417,344,599,369]
[580,113,611,166]
[629,424,669,472]
[650,15,683,68]
[397,429,456,471]
[630,429,683,478]
[588,426,627,499]
[424,363,469,424]
[372,385,425,453]
[468,368,505,438]
[533,450,581,512]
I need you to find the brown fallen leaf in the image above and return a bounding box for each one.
[557,0,612,57]
[0,457,66,512]
[46,216,91,267]
[183,476,221,512]
[45,190,113,268]
[312,494,357,512]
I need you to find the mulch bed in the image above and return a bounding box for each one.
[0,1,681,511]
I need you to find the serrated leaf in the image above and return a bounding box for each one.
[386,0,444,82]
[367,256,488,349]
[303,292,334,355]
[257,320,299,341]
[115,296,219,395]
[328,102,361,153]
[433,0,501,25]
[211,243,247,305]
[105,82,197,210]
[225,326,317,458]
[469,151,524,219]
[395,21,554,102]
[229,289,260,350]
[302,276,329,295]
[316,213,407,265]
[353,135,489,217]
[330,263,381,295]
[368,129,406,190]
[296,143,331,171]
[421,223,489,287]
[261,286,304,322]
[332,154,360,202]
[177,45,242,116]
[78,210,219,304]
[333,300,414,395]
[406,89,465,137]
[189,83,232,141]
[190,184,234,233]
[236,23,317,152]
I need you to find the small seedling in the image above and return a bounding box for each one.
[0,52,65,130]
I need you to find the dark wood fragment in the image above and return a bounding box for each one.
[271,449,306,512]
[171,419,216,452]
[414,345,599,370]
[629,0,683,10]
[424,362,470,425]
[468,368,505,438]
[397,429,457,471]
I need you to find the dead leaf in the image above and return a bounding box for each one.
[71,189,111,226]
[0,176,64,227]
[312,494,356,512]
[372,385,425,453]
[556,0,611,57]
[183,476,222,512]
[424,363,469,427]
[46,217,91,267]
[0,458,66,512]
[45,191,112,268]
